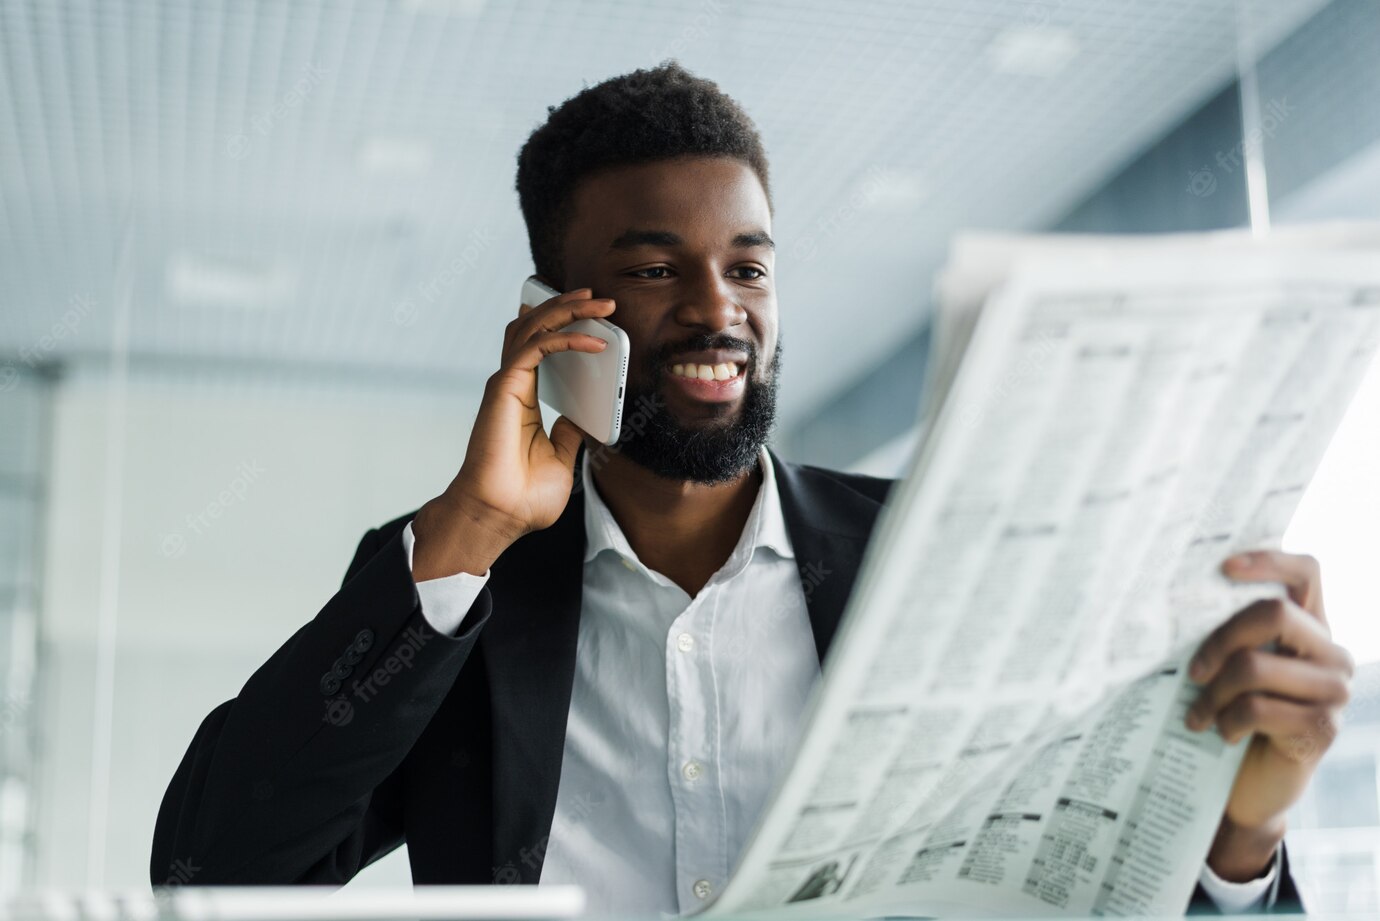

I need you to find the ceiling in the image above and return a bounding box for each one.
[0,0,1331,428]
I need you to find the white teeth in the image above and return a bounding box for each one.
[670,361,742,380]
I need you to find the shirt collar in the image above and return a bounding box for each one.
[581,445,796,566]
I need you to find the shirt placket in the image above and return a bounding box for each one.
[665,579,728,912]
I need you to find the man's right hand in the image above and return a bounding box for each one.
[410,287,616,582]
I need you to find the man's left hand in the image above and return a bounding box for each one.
[1187,550,1353,882]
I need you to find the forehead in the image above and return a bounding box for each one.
[564,156,771,256]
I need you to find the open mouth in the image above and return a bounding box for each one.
[663,354,747,403]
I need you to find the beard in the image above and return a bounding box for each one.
[605,332,782,485]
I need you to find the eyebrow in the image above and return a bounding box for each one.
[607,228,775,251]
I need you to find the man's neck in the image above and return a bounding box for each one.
[589,444,763,598]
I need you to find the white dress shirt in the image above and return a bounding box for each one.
[398,449,1276,915]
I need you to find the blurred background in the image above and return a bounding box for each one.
[0,0,1378,910]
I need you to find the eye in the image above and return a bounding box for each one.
[627,266,767,280]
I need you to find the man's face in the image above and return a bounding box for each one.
[559,156,780,483]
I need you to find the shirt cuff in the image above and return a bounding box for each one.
[1198,846,1281,914]
[401,520,491,636]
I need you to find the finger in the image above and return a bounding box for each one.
[506,330,608,372]
[1186,648,1350,731]
[505,295,612,356]
[517,286,588,318]
[505,288,598,351]
[549,415,589,469]
[1213,692,1341,751]
[1190,597,1339,684]
[513,290,614,340]
[1221,550,1324,620]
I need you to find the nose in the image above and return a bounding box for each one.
[673,266,748,333]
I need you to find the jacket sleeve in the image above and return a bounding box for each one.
[150,523,494,887]
[1186,842,1304,914]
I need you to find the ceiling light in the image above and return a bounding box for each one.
[165,251,297,309]
[357,136,435,176]
[398,0,486,15]
[987,25,1080,76]
[859,168,929,212]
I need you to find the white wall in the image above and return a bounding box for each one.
[34,365,482,889]
[0,369,47,894]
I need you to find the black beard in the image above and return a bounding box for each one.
[603,333,781,485]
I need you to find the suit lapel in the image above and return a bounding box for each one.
[769,448,887,664]
[480,454,588,883]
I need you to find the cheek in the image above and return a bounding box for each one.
[607,319,652,365]
[624,333,661,379]
[756,321,779,378]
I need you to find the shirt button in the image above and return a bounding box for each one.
[621,557,636,571]
[682,760,703,781]
[693,879,713,900]
[676,632,695,652]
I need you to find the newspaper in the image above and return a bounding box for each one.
[706,226,1380,918]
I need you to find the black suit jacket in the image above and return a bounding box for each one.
[151,447,1300,912]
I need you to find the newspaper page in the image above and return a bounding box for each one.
[706,229,1380,918]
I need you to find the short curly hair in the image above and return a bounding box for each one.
[515,60,773,288]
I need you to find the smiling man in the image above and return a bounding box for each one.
[153,61,1350,916]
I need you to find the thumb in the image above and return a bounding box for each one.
[549,415,588,470]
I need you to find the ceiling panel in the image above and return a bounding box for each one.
[0,0,1329,424]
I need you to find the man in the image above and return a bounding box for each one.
[152,61,1352,915]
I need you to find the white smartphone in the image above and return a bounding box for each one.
[520,275,630,446]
